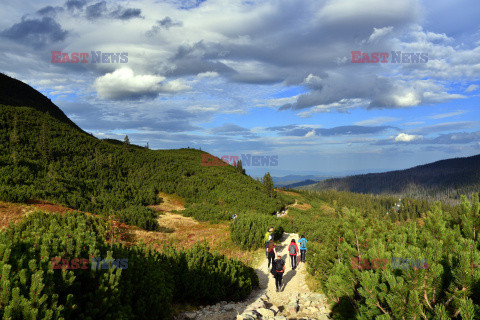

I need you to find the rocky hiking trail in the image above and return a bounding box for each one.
[177,232,332,320]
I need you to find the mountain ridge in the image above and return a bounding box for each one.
[307,153,480,202]
[0,73,84,132]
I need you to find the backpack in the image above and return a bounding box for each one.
[289,244,296,255]
[264,231,271,243]
[267,242,275,252]
[275,259,284,272]
[300,239,307,249]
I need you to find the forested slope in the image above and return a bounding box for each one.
[281,190,480,319]
[0,73,289,230]
[309,154,480,203]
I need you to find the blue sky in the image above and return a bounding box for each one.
[1,0,479,177]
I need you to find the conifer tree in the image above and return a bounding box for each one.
[123,135,130,151]
[262,172,275,198]
[236,160,246,175]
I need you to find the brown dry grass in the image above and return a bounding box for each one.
[0,200,84,229]
[123,193,260,266]
[0,193,262,266]
[125,211,260,266]
[0,202,27,229]
[276,189,300,196]
[148,191,185,212]
[290,200,312,210]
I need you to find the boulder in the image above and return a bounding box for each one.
[256,308,275,318]
[260,293,269,301]
[270,305,280,315]
[183,312,197,319]
[286,302,298,314]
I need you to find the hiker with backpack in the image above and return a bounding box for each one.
[271,253,285,292]
[267,240,276,269]
[299,235,307,263]
[288,239,299,270]
[264,227,274,258]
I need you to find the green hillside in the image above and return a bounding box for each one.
[0,72,290,230]
[308,154,480,203]
[0,73,284,319]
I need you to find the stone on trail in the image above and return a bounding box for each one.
[273,316,287,320]
[286,301,298,315]
[270,305,279,314]
[306,306,319,313]
[183,312,197,319]
[223,303,236,311]
[256,307,275,318]
[250,299,265,309]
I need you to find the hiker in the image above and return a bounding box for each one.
[267,240,276,269]
[299,235,307,263]
[264,227,274,258]
[231,213,237,220]
[288,239,299,269]
[272,253,285,292]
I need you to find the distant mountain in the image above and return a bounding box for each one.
[309,154,480,202]
[0,73,84,132]
[272,175,333,186]
[284,179,319,189]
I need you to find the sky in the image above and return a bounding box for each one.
[1,0,479,177]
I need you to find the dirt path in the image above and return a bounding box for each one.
[180,231,330,319]
[254,232,310,303]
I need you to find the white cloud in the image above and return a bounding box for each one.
[395,133,422,142]
[94,68,189,100]
[197,71,219,78]
[366,26,394,43]
[161,79,191,92]
[428,110,466,119]
[403,121,425,126]
[355,117,399,126]
[465,84,478,92]
[94,68,164,100]
[305,130,316,138]
[304,74,322,88]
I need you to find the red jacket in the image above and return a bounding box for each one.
[288,243,299,255]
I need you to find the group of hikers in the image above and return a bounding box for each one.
[264,227,307,292]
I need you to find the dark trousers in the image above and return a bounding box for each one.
[290,255,297,269]
[300,249,306,262]
[268,252,275,268]
[274,272,283,290]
